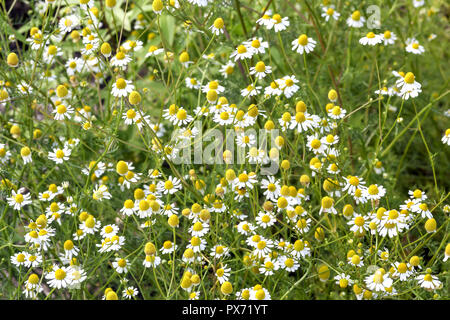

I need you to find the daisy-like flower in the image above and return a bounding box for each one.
[219,61,235,78]
[244,37,269,56]
[230,44,253,61]
[98,235,125,253]
[80,215,101,234]
[379,209,406,238]
[271,14,289,32]
[112,258,129,274]
[157,176,182,194]
[24,252,42,268]
[59,15,79,34]
[380,30,397,45]
[260,176,281,202]
[110,51,132,68]
[441,129,450,145]
[405,38,425,55]
[233,171,258,189]
[307,134,326,155]
[291,34,317,54]
[209,17,224,35]
[416,273,442,291]
[319,196,337,215]
[45,265,72,289]
[48,146,71,164]
[256,11,273,28]
[185,77,200,89]
[278,255,300,272]
[215,264,231,284]
[187,236,206,253]
[260,258,280,276]
[348,253,364,267]
[62,240,79,259]
[342,175,366,195]
[100,224,120,238]
[10,251,28,267]
[365,269,393,292]
[411,201,433,219]
[0,143,11,164]
[52,101,73,120]
[334,273,353,288]
[289,239,310,259]
[279,75,300,98]
[249,61,272,79]
[348,214,368,234]
[122,286,139,299]
[143,254,161,268]
[8,189,32,211]
[161,240,177,254]
[122,40,143,53]
[210,245,229,259]
[395,72,421,99]
[241,84,261,98]
[408,188,427,202]
[17,81,32,95]
[189,221,209,237]
[364,184,386,201]
[92,184,112,201]
[322,6,340,21]
[111,78,135,98]
[290,111,320,133]
[249,285,271,300]
[392,262,413,281]
[359,32,382,46]
[170,108,193,126]
[145,45,164,58]
[346,10,365,28]
[327,105,346,120]
[43,45,63,63]
[255,211,276,229]
[236,221,256,235]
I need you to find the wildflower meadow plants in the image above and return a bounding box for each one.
[0,0,448,301]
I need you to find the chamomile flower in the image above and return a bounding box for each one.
[157,176,182,194]
[46,265,72,289]
[348,214,369,234]
[48,147,71,164]
[334,273,353,288]
[416,273,442,291]
[122,286,139,299]
[215,264,231,284]
[364,184,386,201]
[279,75,300,98]
[291,34,317,54]
[111,78,134,98]
[145,45,164,58]
[346,10,365,28]
[210,245,229,259]
[441,129,450,145]
[8,189,32,211]
[220,61,235,78]
[322,6,340,21]
[249,61,272,79]
[271,14,289,32]
[256,211,276,229]
[365,269,393,292]
[380,30,397,45]
[209,17,225,35]
[245,37,269,55]
[405,38,425,54]
[112,258,129,274]
[230,44,253,61]
[59,15,79,34]
[392,262,413,281]
[395,72,421,99]
[143,255,161,268]
[359,32,382,46]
